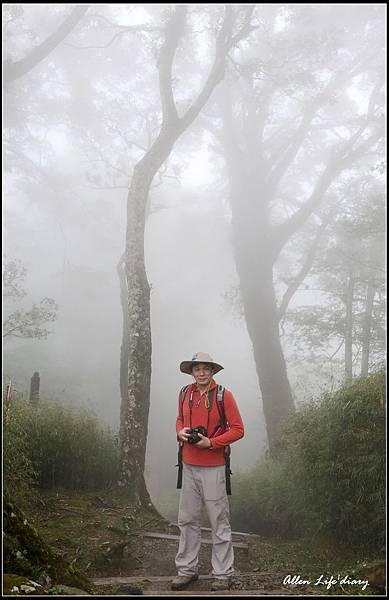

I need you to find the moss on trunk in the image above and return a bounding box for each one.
[4,495,94,593]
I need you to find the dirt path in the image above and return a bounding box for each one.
[28,490,383,596]
[90,527,310,595]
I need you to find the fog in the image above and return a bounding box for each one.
[3,4,386,512]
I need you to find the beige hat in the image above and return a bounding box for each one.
[180,352,224,375]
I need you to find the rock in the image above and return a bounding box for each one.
[120,585,143,595]
[362,561,386,593]
[3,574,44,595]
[48,585,90,595]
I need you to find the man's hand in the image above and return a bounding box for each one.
[195,433,212,449]
[178,427,191,443]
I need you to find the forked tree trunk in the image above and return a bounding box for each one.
[118,6,254,506]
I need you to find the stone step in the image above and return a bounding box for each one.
[92,572,281,586]
[169,523,261,538]
[127,530,248,549]
[145,590,296,596]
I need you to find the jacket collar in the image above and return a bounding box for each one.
[192,378,217,395]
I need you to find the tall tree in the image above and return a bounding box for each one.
[203,5,385,449]
[119,6,256,507]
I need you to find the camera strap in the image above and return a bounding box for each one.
[189,385,211,432]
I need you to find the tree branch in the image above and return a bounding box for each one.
[136,6,256,179]
[270,119,383,262]
[337,125,383,169]
[4,6,89,84]
[157,6,187,127]
[277,214,332,321]
[265,47,383,193]
[266,106,316,193]
[327,339,345,361]
[64,24,162,49]
[270,158,338,261]
[178,6,256,132]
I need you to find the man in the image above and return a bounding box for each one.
[171,352,244,592]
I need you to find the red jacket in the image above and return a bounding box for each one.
[176,379,244,467]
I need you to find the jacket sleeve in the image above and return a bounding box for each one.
[210,389,244,449]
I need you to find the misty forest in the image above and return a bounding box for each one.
[3,4,386,596]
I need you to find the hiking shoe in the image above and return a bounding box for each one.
[211,577,233,591]
[171,574,199,590]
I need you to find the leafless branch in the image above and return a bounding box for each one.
[277,213,332,321]
[82,185,130,191]
[4,6,89,84]
[178,6,257,131]
[64,24,162,49]
[265,46,383,194]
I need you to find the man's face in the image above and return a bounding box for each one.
[191,363,213,387]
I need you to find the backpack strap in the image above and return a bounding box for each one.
[215,385,227,426]
[214,385,232,496]
[176,385,190,489]
[179,385,190,419]
[176,444,184,489]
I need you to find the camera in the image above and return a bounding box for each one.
[187,426,208,444]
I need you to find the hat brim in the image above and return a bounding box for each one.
[180,361,224,375]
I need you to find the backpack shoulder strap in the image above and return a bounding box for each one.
[214,385,233,495]
[215,385,227,427]
[179,384,191,419]
[180,384,190,398]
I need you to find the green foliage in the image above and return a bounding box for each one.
[3,395,120,496]
[231,370,386,553]
[3,394,39,508]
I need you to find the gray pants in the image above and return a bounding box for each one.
[175,464,234,578]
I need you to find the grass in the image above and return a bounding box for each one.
[27,487,168,580]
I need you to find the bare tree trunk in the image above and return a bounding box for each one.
[117,254,129,453]
[361,238,383,377]
[242,265,295,449]
[218,95,295,451]
[119,161,155,508]
[119,131,196,505]
[231,189,295,450]
[344,268,355,382]
[118,133,194,507]
[361,279,376,377]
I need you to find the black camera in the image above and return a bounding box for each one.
[187,426,208,444]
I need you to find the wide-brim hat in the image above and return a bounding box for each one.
[180,352,224,375]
